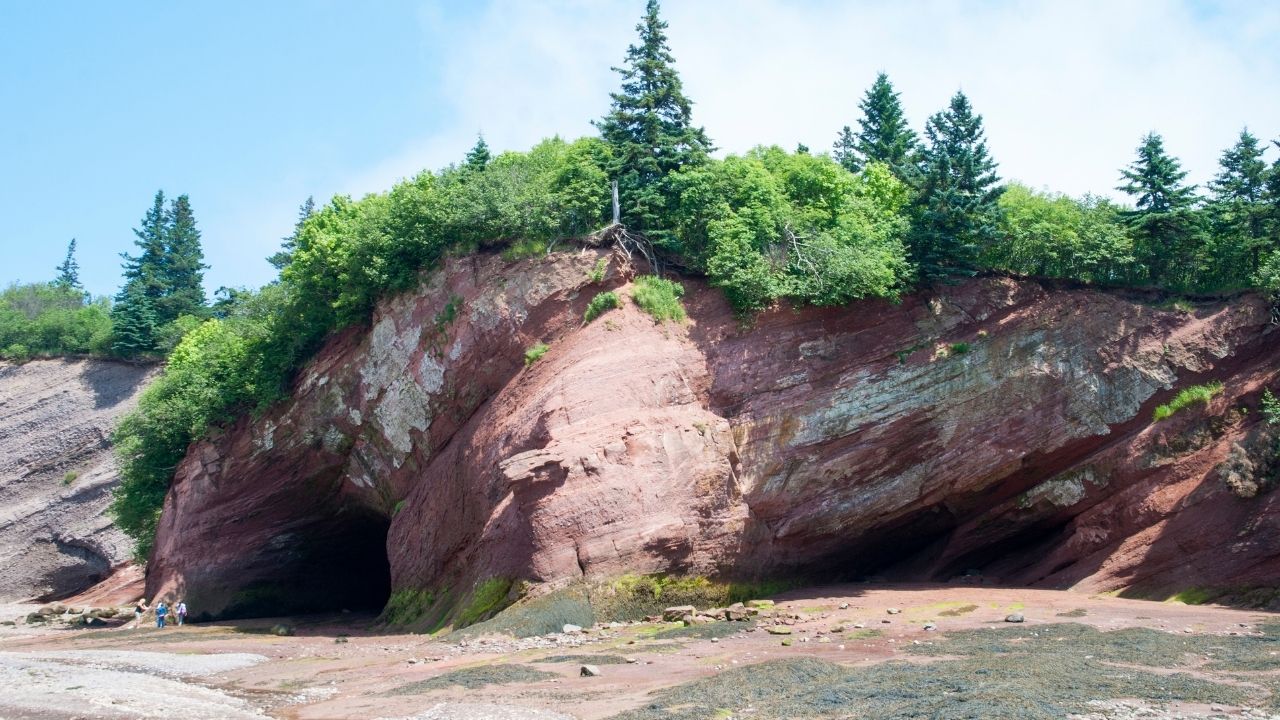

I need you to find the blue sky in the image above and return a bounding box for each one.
[3,1,1278,298]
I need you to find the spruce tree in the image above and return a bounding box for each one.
[596,0,712,235]
[120,190,169,307]
[268,196,315,270]
[853,73,920,181]
[160,194,208,323]
[1207,128,1270,281]
[832,126,858,173]
[54,238,83,293]
[910,91,1002,281]
[110,281,157,356]
[464,134,491,172]
[1116,133,1202,288]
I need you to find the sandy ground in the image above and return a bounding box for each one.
[1,585,1278,720]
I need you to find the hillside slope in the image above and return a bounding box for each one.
[146,250,1280,620]
[0,359,155,601]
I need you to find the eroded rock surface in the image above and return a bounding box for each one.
[147,250,1280,619]
[0,359,155,601]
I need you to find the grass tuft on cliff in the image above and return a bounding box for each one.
[1152,381,1223,422]
[583,291,622,323]
[632,275,687,323]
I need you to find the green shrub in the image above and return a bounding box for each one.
[1261,389,1280,426]
[1152,381,1224,422]
[584,291,622,323]
[524,342,549,366]
[0,282,113,360]
[950,342,970,355]
[456,577,515,628]
[587,257,609,283]
[62,471,77,486]
[632,275,686,323]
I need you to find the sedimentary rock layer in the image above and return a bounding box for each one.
[146,250,1280,619]
[0,358,154,601]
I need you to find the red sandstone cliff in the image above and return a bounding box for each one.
[146,249,1280,620]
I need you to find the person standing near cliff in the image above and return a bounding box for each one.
[175,600,187,626]
[155,601,168,629]
[132,599,148,629]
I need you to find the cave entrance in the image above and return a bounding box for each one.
[223,507,392,620]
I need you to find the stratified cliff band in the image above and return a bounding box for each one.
[146,250,1280,620]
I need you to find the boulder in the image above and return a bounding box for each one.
[1005,613,1025,623]
[580,665,602,677]
[663,606,697,622]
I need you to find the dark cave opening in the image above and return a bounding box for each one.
[218,507,392,620]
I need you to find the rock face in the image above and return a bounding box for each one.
[0,358,155,601]
[146,250,1280,620]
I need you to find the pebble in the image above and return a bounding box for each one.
[886,608,901,615]
[923,623,936,631]
[580,665,602,677]
[1005,613,1025,623]
[839,603,849,610]
[562,624,583,634]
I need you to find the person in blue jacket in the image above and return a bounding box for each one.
[155,601,168,628]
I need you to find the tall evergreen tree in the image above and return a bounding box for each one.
[268,196,316,270]
[1116,133,1202,288]
[110,281,157,356]
[596,0,712,235]
[853,73,920,181]
[909,91,1002,281]
[54,238,83,293]
[120,190,169,306]
[832,125,858,173]
[1205,128,1270,282]
[464,134,491,172]
[160,194,208,323]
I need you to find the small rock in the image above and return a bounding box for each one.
[270,624,295,636]
[838,644,846,650]
[886,608,901,615]
[580,665,602,677]
[334,637,349,644]
[881,620,892,624]
[830,625,845,633]
[663,606,697,622]
[818,636,831,644]
[923,623,937,631]
[780,639,792,646]
[625,657,638,664]
[766,626,792,635]
[1005,613,1025,624]
[710,637,719,644]
[838,602,850,610]
[853,623,865,629]
[562,623,583,634]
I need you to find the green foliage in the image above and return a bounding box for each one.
[632,275,686,322]
[1117,133,1204,290]
[670,149,911,311]
[112,191,209,355]
[584,291,622,323]
[456,577,515,629]
[0,282,113,360]
[1261,389,1280,426]
[844,73,920,182]
[62,471,77,486]
[381,588,436,625]
[985,184,1136,284]
[587,257,609,283]
[949,342,970,355]
[596,0,712,234]
[911,91,1003,281]
[464,133,491,172]
[1152,381,1224,422]
[524,341,549,366]
[54,239,83,292]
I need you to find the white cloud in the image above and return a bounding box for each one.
[347,0,1280,200]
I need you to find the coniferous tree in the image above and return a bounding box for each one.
[120,191,169,307]
[160,194,208,323]
[1205,129,1270,283]
[832,126,858,173]
[268,196,316,271]
[910,91,1002,281]
[853,73,920,182]
[464,134,491,172]
[54,239,83,293]
[596,0,712,235]
[110,281,157,356]
[1116,133,1202,288]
